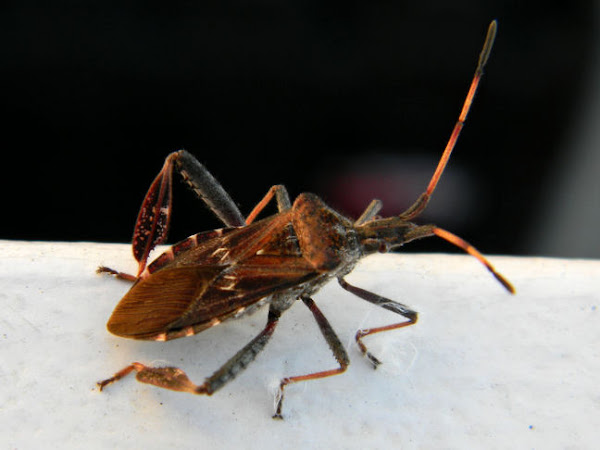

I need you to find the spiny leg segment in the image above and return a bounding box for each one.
[98,154,294,280]
[97,295,350,420]
[98,308,282,396]
[97,150,246,279]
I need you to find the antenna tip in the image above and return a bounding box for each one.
[492,270,516,294]
[478,20,498,69]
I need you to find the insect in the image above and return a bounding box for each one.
[97,20,514,419]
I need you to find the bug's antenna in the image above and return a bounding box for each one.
[433,227,515,293]
[401,20,497,220]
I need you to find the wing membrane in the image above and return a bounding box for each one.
[107,265,222,338]
[107,255,318,340]
[166,255,319,330]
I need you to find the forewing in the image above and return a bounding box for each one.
[107,255,318,340]
[166,254,319,330]
[164,212,298,268]
[107,265,222,339]
[110,213,319,340]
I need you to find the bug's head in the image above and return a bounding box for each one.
[352,191,436,256]
[355,215,427,255]
[350,158,515,294]
[354,201,515,294]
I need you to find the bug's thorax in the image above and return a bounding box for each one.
[291,193,362,271]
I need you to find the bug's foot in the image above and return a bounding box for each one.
[97,363,139,391]
[272,387,286,420]
[97,379,112,391]
[356,330,383,369]
[365,352,382,369]
[97,266,137,281]
[133,365,203,394]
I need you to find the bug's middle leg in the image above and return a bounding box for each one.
[245,184,291,224]
[273,295,349,419]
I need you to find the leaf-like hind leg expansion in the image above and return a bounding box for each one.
[338,278,418,368]
[98,308,281,397]
[273,296,349,419]
[97,362,200,394]
[132,150,246,275]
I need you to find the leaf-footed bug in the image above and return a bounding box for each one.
[97,20,514,419]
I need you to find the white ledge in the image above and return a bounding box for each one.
[1,240,598,448]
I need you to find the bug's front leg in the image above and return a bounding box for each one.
[245,184,291,224]
[98,308,281,400]
[337,277,418,368]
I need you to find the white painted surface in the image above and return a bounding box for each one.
[1,240,598,449]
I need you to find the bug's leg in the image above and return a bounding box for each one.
[97,362,205,394]
[97,152,175,278]
[273,295,349,419]
[96,266,137,282]
[174,150,246,228]
[98,308,281,397]
[128,152,176,275]
[99,150,246,278]
[196,307,281,395]
[245,184,291,224]
[132,150,248,274]
[337,277,418,368]
[97,152,177,278]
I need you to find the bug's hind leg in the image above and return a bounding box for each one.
[98,150,246,278]
[97,362,201,394]
[98,308,281,398]
[174,150,246,228]
[132,150,247,274]
[338,278,418,368]
[96,266,136,282]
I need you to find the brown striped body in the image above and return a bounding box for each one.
[97,22,514,419]
[107,193,361,341]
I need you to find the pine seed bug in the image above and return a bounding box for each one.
[97,20,514,419]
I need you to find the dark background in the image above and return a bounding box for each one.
[1,2,597,257]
